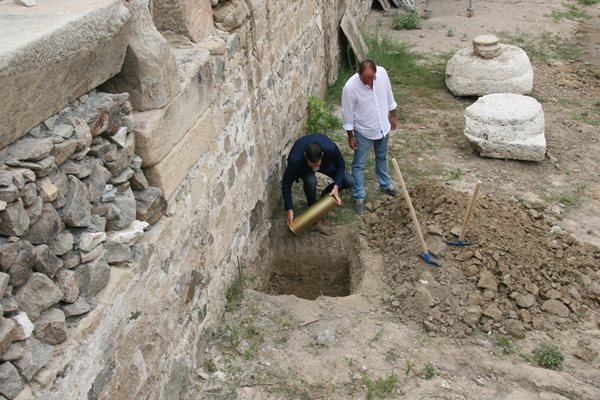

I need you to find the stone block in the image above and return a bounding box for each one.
[0,361,22,399]
[152,0,213,41]
[144,110,218,200]
[133,47,213,167]
[59,176,91,227]
[22,203,61,245]
[446,44,533,96]
[54,269,79,304]
[33,309,67,345]
[10,312,34,342]
[0,0,131,148]
[100,0,179,111]
[134,187,167,225]
[75,253,110,297]
[33,245,63,278]
[0,200,29,237]
[0,318,16,356]
[464,94,546,161]
[9,338,53,381]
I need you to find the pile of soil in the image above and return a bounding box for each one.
[364,181,600,339]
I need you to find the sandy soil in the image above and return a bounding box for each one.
[193,1,600,399]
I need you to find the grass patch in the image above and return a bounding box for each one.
[578,0,599,4]
[226,274,243,311]
[306,95,341,133]
[447,28,455,37]
[392,10,421,30]
[557,181,588,207]
[446,168,463,181]
[498,31,581,62]
[423,362,436,380]
[363,372,399,399]
[404,359,414,380]
[496,336,514,355]
[549,2,589,21]
[533,343,564,370]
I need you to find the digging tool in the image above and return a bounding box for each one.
[391,159,441,267]
[447,180,481,246]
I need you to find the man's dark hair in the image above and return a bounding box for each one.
[358,59,377,75]
[304,143,323,163]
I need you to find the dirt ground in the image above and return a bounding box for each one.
[195,1,600,399]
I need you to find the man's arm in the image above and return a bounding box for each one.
[341,85,357,150]
[382,68,398,130]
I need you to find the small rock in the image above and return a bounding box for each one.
[0,184,18,203]
[61,297,91,317]
[573,340,597,362]
[0,361,23,399]
[0,240,36,287]
[0,273,9,298]
[0,200,30,236]
[107,220,148,245]
[10,312,34,341]
[80,244,104,263]
[541,299,570,318]
[129,170,148,191]
[52,124,74,139]
[54,269,79,304]
[38,178,57,202]
[110,168,134,185]
[59,176,91,227]
[61,251,81,269]
[515,293,536,309]
[544,289,561,300]
[106,187,136,230]
[519,192,547,210]
[68,116,92,151]
[103,240,131,264]
[0,171,13,187]
[85,160,111,203]
[550,205,561,216]
[456,251,474,262]
[478,270,497,292]
[50,139,79,166]
[15,273,63,320]
[108,127,128,148]
[9,338,53,381]
[7,138,53,162]
[414,286,436,308]
[0,200,6,211]
[134,187,167,225]
[463,305,482,326]
[75,254,110,297]
[504,319,526,339]
[33,309,67,345]
[77,232,107,252]
[482,303,503,321]
[0,318,16,355]
[33,245,63,278]
[22,203,61,245]
[49,231,74,256]
[549,225,563,236]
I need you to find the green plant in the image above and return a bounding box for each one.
[549,2,589,21]
[496,336,513,355]
[423,362,436,380]
[558,181,588,207]
[226,274,243,310]
[533,343,564,370]
[392,10,421,30]
[578,0,599,4]
[404,359,414,380]
[447,168,463,181]
[447,28,455,37]
[498,31,581,62]
[306,95,341,133]
[363,372,399,399]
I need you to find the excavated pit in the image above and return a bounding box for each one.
[256,224,364,300]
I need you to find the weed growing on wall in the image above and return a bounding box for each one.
[306,95,341,133]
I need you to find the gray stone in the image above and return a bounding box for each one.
[111,168,134,185]
[6,138,54,162]
[61,297,91,317]
[0,1,131,149]
[0,200,29,236]
[0,318,16,356]
[134,186,166,225]
[477,270,497,292]
[515,293,536,309]
[0,172,12,187]
[10,338,53,381]
[106,186,136,230]
[68,117,93,151]
[80,244,104,263]
[88,139,113,158]
[519,192,547,210]
[129,169,149,191]
[85,160,112,203]
[61,251,81,270]
[33,245,63,278]
[0,241,36,287]
[52,124,74,139]
[49,231,74,256]
[0,362,22,399]
[60,159,92,179]
[100,0,179,111]
[213,0,251,31]
[106,220,148,246]
[101,185,117,203]
[108,127,128,148]
[54,269,79,304]
[18,183,37,207]
[33,309,67,345]
[15,273,63,320]
[22,203,61,245]
[0,297,18,314]
[120,113,135,133]
[24,196,43,225]
[482,303,503,322]
[472,34,501,59]
[541,299,570,318]
[152,0,213,41]
[77,232,107,253]
[504,319,526,339]
[50,139,79,166]
[9,169,35,191]
[0,185,18,203]
[0,273,9,298]
[32,155,57,178]
[464,94,546,161]
[75,254,110,297]
[10,312,33,341]
[59,176,91,227]
[49,170,68,208]
[88,215,107,233]
[446,44,533,96]
[103,144,131,177]
[104,240,132,264]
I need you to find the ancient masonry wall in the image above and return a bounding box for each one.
[0,0,370,398]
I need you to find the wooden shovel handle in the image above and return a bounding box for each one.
[391,158,428,253]
[459,181,481,241]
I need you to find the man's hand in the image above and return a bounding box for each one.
[389,110,398,131]
[330,185,342,206]
[286,209,294,226]
[348,135,357,150]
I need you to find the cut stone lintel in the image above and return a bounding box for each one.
[0,0,131,149]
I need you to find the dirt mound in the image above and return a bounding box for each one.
[364,181,600,339]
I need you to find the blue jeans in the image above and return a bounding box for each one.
[352,131,393,200]
[301,170,355,206]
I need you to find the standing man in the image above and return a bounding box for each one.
[342,59,400,214]
[282,133,354,226]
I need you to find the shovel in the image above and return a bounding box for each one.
[448,180,481,246]
[391,159,441,267]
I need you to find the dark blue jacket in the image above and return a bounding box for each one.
[282,133,345,210]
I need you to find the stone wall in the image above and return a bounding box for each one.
[0,0,371,398]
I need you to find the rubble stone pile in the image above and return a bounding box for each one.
[0,90,165,397]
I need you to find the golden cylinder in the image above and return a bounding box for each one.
[289,195,337,235]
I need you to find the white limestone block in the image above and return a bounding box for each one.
[464,94,546,161]
[446,44,533,96]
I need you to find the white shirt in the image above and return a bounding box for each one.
[341,66,397,140]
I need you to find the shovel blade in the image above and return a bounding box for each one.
[420,252,441,267]
[447,240,471,246]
